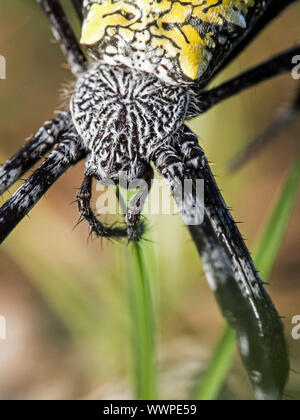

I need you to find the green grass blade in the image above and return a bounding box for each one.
[116,186,157,399]
[193,157,300,400]
[128,242,157,400]
[254,158,300,276]
[193,326,235,400]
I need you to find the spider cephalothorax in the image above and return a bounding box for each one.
[70,62,194,240]
[0,0,299,400]
[71,63,188,183]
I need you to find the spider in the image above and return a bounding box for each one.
[0,0,299,400]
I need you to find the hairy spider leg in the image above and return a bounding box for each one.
[229,86,300,172]
[188,47,300,119]
[176,126,289,398]
[0,138,85,243]
[0,112,70,195]
[77,175,128,239]
[187,47,300,172]
[125,165,154,242]
[77,166,153,242]
[38,0,87,76]
[154,126,289,399]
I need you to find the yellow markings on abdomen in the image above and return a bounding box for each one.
[81,0,257,83]
[193,0,255,27]
[81,2,140,45]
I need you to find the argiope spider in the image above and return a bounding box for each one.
[0,0,299,400]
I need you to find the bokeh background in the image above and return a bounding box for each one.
[0,0,299,400]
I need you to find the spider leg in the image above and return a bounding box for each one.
[77,175,127,239]
[188,47,300,118]
[0,111,70,195]
[0,137,85,244]
[37,0,87,76]
[152,144,205,227]
[125,166,153,242]
[71,0,83,22]
[151,145,281,397]
[228,87,300,172]
[170,125,289,400]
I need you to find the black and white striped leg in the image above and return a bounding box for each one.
[77,175,127,239]
[37,0,87,76]
[188,47,300,118]
[152,143,205,227]
[228,86,300,172]
[152,143,250,333]
[125,166,153,242]
[0,138,85,244]
[173,125,289,400]
[0,111,70,195]
[152,142,234,269]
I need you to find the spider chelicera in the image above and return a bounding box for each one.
[0,0,299,399]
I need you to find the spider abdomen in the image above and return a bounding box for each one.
[80,0,262,85]
[71,63,188,180]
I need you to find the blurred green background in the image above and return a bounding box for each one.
[0,0,299,400]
